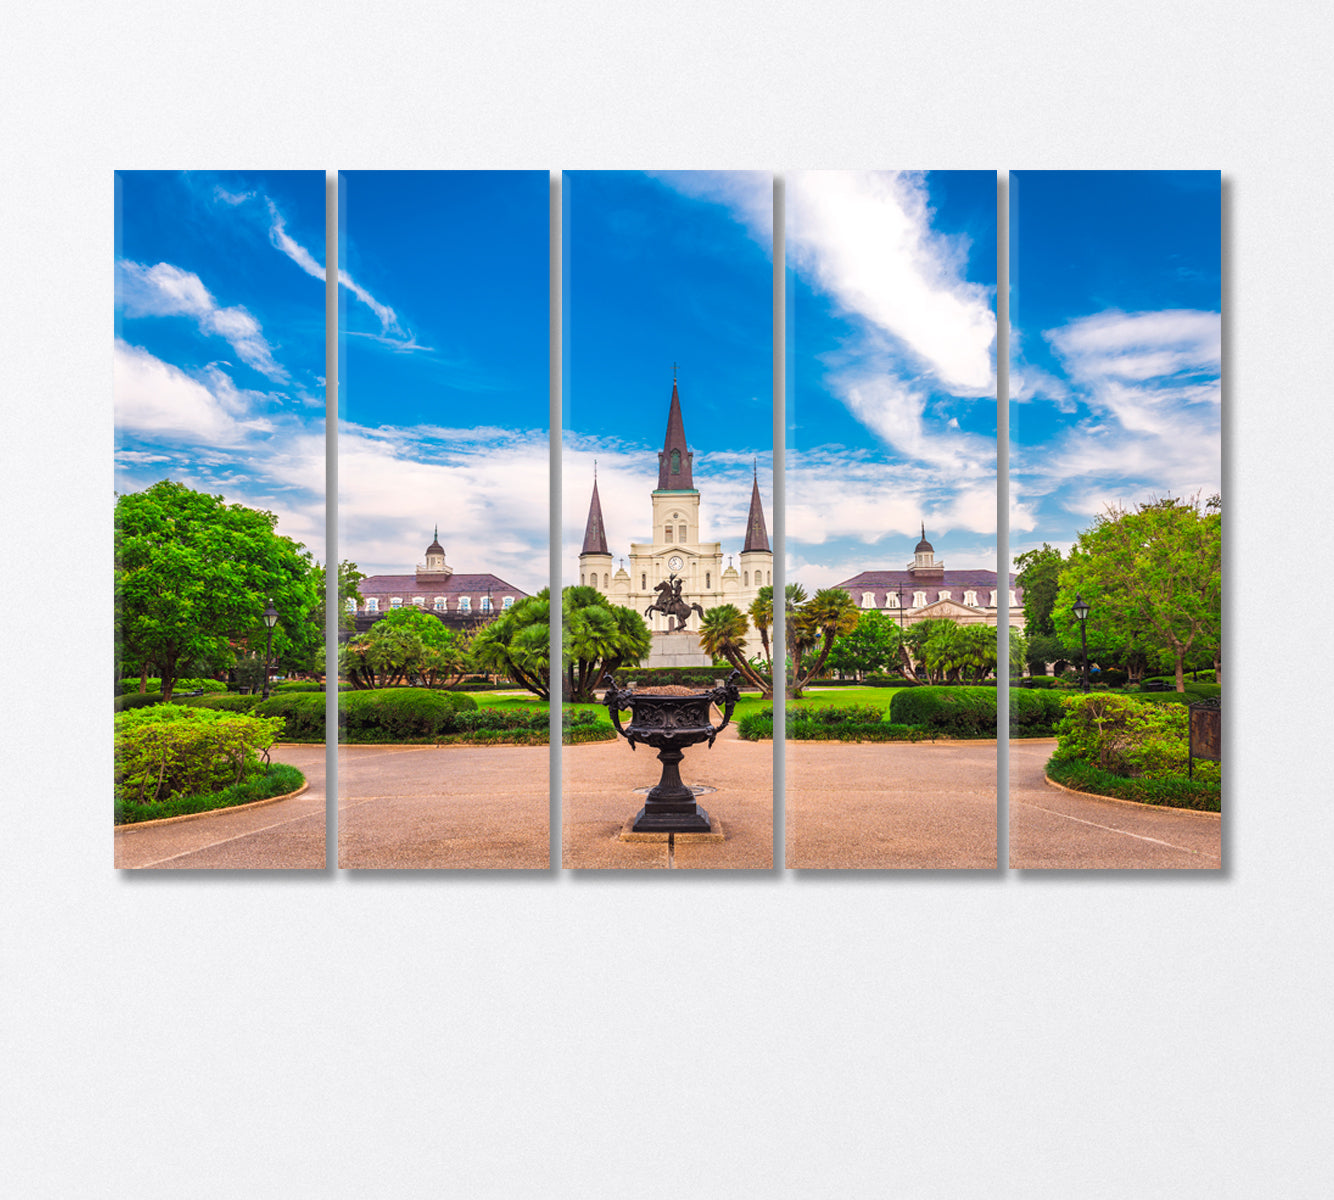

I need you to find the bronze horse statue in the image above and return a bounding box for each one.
[645,576,706,632]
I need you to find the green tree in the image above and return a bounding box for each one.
[561,586,653,702]
[1013,543,1063,637]
[314,560,365,639]
[787,587,859,697]
[747,586,774,672]
[339,606,468,690]
[115,481,319,702]
[824,608,902,680]
[1056,496,1221,693]
[698,605,772,696]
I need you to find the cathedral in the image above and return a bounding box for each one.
[578,379,773,640]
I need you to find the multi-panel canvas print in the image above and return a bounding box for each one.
[561,171,775,869]
[114,171,329,868]
[337,171,551,869]
[784,171,1000,869]
[1007,171,1222,869]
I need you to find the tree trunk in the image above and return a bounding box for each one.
[138,663,149,694]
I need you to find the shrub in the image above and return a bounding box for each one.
[1009,689,1065,737]
[179,693,263,713]
[1054,693,1189,777]
[337,688,478,742]
[115,707,285,807]
[890,687,996,736]
[272,681,325,693]
[1016,676,1059,690]
[611,667,762,690]
[738,709,774,740]
[865,672,914,687]
[117,677,227,696]
[253,692,328,739]
[114,691,168,712]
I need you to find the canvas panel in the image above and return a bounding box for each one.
[1007,170,1222,870]
[336,170,551,870]
[560,170,776,870]
[113,171,329,868]
[783,170,1000,870]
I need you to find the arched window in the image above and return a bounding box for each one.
[705,572,710,589]
[964,590,978,607]
[481,596,492,613]
[861,592,876,608]
[678,524,687,542]
[603,573,609,588]
[434,597,446,611]
[580,572,585,585]
[670,449,681,474]
[503,596,514,609]
[744,571,749,586]
[913,591,927,608]
[767,571,771,585]
[641,574,647,590]
[886,593,899,608]
[664,526,673,542]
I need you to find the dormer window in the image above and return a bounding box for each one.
[481,596,492,613]
[1009,590,1017,607]
[913,591,927,608]
[434,597,446,611]
[390,597,402,609]
[366,598,379,613]
[938,591,951,602]
[861,592,876,608]
[886,593,899,608]
[989,590,999,607]
[459,596,471,613]
[503,596,514,609]
[412,596,424,606]
[345,597,356,613]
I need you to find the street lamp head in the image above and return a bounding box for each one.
[1072,594,1091,623]
[262,601,280,628]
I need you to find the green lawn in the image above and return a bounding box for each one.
[469,685,905,729]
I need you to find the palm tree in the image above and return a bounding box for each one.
[788,588,858,697]
[698,605,771,696]
[748,586,774,671]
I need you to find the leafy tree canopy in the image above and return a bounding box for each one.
[1013,543,1063,637]
[1056,495,1221,692]
[115,481,319,701]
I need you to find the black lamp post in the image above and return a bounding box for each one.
[1072,593,1091,693]
[261,600,279,699]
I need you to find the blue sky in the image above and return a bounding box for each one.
[562,171,773,579]
[114,170,327,558]
[1009,171,1222,559]
[338,171,549,589]
[785,171,998,590]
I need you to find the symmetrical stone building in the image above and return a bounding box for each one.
[836,528,1022,630]
[349,529,531,634]
[578,379,773,634]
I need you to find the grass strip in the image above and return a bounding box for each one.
[1045,753,1220,812]
[115,763,305,825]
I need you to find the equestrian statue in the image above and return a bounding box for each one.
[644,575,706,632]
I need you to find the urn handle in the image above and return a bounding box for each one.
[706,669,743,747]
[602,673,636,750]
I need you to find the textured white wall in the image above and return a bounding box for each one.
[3,4,1330,1197]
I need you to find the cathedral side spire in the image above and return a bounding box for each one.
[656,379,695,491]
[742,470,770,553]
[580,475,610,555]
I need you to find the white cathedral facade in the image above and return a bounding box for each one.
[578,380,773,635]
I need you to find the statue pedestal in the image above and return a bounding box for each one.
[645,630,712,669]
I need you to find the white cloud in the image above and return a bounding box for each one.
[339,422,552,594]
[213,186,254,206]
[787,171,995,393]
[114,339,275,446]
[1046,309,1220,384]
[266,199,415,346]
[116,260,288,381]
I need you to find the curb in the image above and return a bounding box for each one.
[115,782,310,832]
[1042,771,1220,816]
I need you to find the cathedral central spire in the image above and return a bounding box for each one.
[656,379,695,491]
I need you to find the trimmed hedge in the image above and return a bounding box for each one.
[738,706,926,742]
[179,693,263,713]
[1046,752,1220,812]
[117,677,228,696]
[115,763,305,825]
[889,687,996,737]
[114,691,167,712]
[272,681,325,693]
[1009,689,1066,737]
[253,692,329,739]
[612,666,767,690]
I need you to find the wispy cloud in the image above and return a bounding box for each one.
[265,198,425,349]
[116,260,288,381]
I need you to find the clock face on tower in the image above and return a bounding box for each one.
[668,556,684,572]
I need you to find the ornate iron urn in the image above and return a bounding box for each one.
[603,669,742,833]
